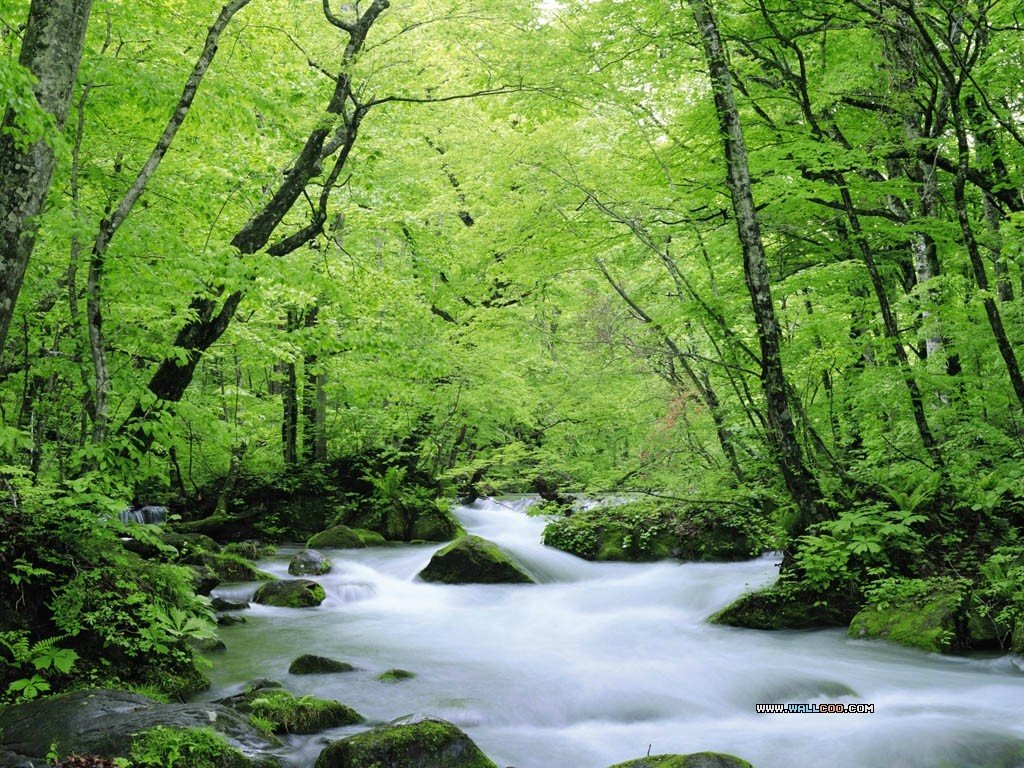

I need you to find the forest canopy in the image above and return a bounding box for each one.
[2,0,1024,705]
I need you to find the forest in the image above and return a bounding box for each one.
[2,0,1024,766]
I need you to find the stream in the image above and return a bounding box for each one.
[205,497,1024,768]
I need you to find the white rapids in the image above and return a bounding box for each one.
[206,497,1024,768]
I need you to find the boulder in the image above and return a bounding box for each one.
[161,531,221,556]
[218,686,362,735]
[253,579,326,608]
[212,596,250,611]
[709,585,856,630]
[609,754,753,768]
[0,690,281,766]
[353,528,387,546]
[417,536,535,585]
[377,668,416,682]
[409,508,463,542]
[314,714,497,768]
[224,540,276,560]
[186,552,276,582]
[288,549,332,576]
[190,564,220,596]
[189,637,226,653]
[289,654,357,674]
[848,588,962,653]
[307,525,366,549]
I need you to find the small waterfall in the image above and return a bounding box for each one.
[119,505,168,525]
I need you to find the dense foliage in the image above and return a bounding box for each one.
[3,0,1024,721]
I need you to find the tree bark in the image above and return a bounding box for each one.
[686,0,822,531]
[0,0,93,356]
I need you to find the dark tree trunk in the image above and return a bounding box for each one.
[687,0,822,531]
[282,361,298,466]
[122,0,390,451]
[0,0,93,356]
[301,306,327,463]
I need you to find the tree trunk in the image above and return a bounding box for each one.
[282,360,298,466]
[301,306,327,463]
[123,0,390,451]
[686,0,822,531]
[0,0,93,356]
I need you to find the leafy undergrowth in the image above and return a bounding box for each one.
[541,497,778,562]
[0,473,215,703]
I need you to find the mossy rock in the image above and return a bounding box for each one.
[377,669,415,682]
[253,579,326,608]
[352,528,388,546]
[541,499,762,563]
[964,600,1002,650]
[189,637,227,653]
[212,597,250,612]
[410,508,464,542]
[190,565,220,596]
[229,688,362,735]
[0,690,279,766]
[224,541,277,560]
[848,589,963,653]
[307,525,367,549]
[418,535,535,585]
[195,552,276,582]
[609,753,753,768]
[314,714,497,768]
[288,549,332,576]
[289,654,356,674]
[709,584,856,630]
[161,531,221,556]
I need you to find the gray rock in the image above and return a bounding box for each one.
[288,549,332,576]
[212,596,250,611]
[0,689,282,766]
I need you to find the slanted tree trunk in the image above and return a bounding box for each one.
[0,0,93,356]
[686,0,822,532]
[122,0,391,451]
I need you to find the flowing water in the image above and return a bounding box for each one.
[206,498,1024,768]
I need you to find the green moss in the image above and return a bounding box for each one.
[252,580,326,608]
[353,528,387,546]
[139,661,211,700]
[314,716,497,768]
[542,499,768,563]
[129,726,250,768]
[244,689,362,734]
[184,552,272,581]
[377,668,415,682]
[609,753,754,768]
[418,536,535,584]
[289,654,356,674]
[224,541,276,560]
[307,525,367,549]
[410,509,464,542]
[849,587,963,653]
[709,584,856,630]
